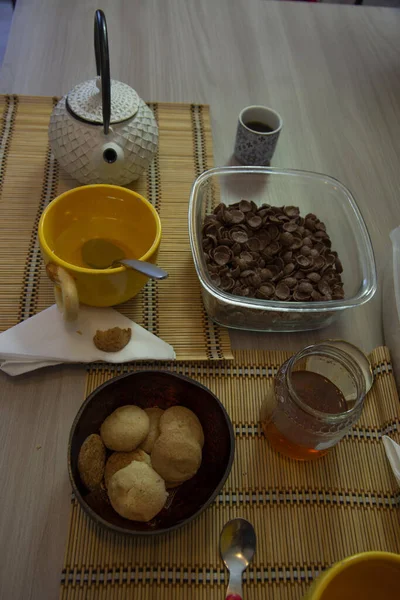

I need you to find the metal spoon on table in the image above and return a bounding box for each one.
[220,518,256,600]
[81,238,168,280]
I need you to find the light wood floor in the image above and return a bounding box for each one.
[0,0,13,67]
[0,0,399,70]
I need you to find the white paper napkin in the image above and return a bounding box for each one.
[382,435,400,487]
[0,304,175,376]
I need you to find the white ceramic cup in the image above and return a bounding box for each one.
[234,105,283,166]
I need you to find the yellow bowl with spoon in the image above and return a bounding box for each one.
[38,184,162,321]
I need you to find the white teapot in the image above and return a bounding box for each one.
[49,10,158,186]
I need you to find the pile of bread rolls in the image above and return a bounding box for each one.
[77,404,204,522]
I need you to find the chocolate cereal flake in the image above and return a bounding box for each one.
[202,200,344,303]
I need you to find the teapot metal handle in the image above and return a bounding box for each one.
[94,9,111,135]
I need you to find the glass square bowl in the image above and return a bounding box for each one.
[188,166,377,332]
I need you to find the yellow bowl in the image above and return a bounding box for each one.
[39,184,161,316]
[304,552,400,599]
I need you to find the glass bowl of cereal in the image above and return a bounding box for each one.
[188,166,376,332]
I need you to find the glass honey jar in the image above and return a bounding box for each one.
[260,341,373,460]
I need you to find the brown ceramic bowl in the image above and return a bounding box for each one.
[68,370,235,535]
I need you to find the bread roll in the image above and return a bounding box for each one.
[160,406,204,448]
[140,407,164,453]
[151,430,202,485]
[104,449,151,488]
[100,405,149,451]
[108,461,168,522]
[77,434,106,491]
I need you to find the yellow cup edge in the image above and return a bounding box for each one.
[38,184,162,274]
[311,551,400,599]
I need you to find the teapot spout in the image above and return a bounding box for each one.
[93,140,125,180]
[102,142,124,165]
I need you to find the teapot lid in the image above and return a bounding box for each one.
[66,78,139,125]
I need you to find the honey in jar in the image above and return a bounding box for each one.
[260,342,369,460]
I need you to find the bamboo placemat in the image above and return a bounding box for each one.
[61,346,400,600]
[0,95,233,360]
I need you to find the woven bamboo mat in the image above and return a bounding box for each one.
[60,346,400,600]
[0,95,232,360]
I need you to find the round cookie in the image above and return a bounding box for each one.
[108,461,168,522]
[140,407,164,454]
[160,406,204,448]
[78,433,106,491]
[151,430,202,485]
[100,405,149,451]
[104,449,151,488]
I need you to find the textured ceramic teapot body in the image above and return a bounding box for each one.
[48,11,158,186]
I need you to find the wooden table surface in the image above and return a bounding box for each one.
[1,1,400,598]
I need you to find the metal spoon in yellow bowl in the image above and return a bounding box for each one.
[81,238,168,280]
